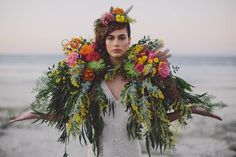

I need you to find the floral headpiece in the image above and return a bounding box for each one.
[96,6,136,27]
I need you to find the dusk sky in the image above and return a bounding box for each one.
[0,0,235,56]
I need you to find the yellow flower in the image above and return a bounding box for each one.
[137,58,144,64]
[74,113,82,124]
[116,15,125,23]
[158,90,164,99]
[74,104,88,125]
[80,105,87,116]
[143,64,152,75]
[151,67,157,76]
[70,91,77,95]
[135,45,143,52]
[154,57,159,63]
[70,77,79,87]
[65,50,73,55]
[142,56,148,61]
[51,69,59,76]
[131,104,138,112]
[137,56,148,64]
[59,60,66,66]
[148,59,153,64]
[170,123,179,145]
[66,119,73,133]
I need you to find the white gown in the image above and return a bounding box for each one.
[87,80,142,157]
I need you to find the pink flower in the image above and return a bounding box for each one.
[135,64,144,73]
[158,61,170,78]
[148,52,155,59]
[101,13,114,26]
[85,51,101,62]
[67,52,78,67]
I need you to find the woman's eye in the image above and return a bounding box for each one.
[106,36,114,40]
[119,36,126,40]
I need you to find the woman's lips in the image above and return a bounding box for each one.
[112,49,122,53]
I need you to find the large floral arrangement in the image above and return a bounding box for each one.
[120,36,226,155]
[31,36,226,157]
[32,37,109,156]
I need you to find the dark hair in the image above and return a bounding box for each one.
[94,20,131,62]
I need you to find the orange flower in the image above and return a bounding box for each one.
[112,8,124,14]
[83,68,95,81]
[80,44,93,56]
[70,38,81,49]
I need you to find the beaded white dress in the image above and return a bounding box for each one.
[87,80,142,157]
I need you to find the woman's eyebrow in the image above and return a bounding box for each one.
[119,34,127,37]
[107,34,127,37]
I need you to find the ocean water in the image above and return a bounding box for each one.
[0,54,64,108]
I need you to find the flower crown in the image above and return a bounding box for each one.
[96,6,136,27]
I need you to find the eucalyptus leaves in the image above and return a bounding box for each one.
[31,36,226,157]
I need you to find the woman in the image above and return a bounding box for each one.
[9,6,222,157]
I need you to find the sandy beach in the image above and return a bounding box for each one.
[0,55,236,157]
[1,103,235,157]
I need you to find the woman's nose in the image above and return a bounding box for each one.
[113,38,120,47]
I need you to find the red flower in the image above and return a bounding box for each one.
[135,64,144,73]
[85,51,101,62]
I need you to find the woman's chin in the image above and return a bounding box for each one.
[110,53,125,58]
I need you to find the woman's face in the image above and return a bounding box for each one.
[105,28,130,59]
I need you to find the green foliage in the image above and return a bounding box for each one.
[88,59,105,73]
[123,62,139,78]
[138,35,163,50]
[104,65,121,81]
[31,60,110,157]
[121,78,176,156]
[31,36,227,157]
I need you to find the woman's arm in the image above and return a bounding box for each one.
[191,106,222,121]
[9,110,58,124]
[167,111,181,122]
[167,106,222,122]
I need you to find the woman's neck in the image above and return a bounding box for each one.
[109,56,124,67]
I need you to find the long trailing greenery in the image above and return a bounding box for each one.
[30,36,226,157]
